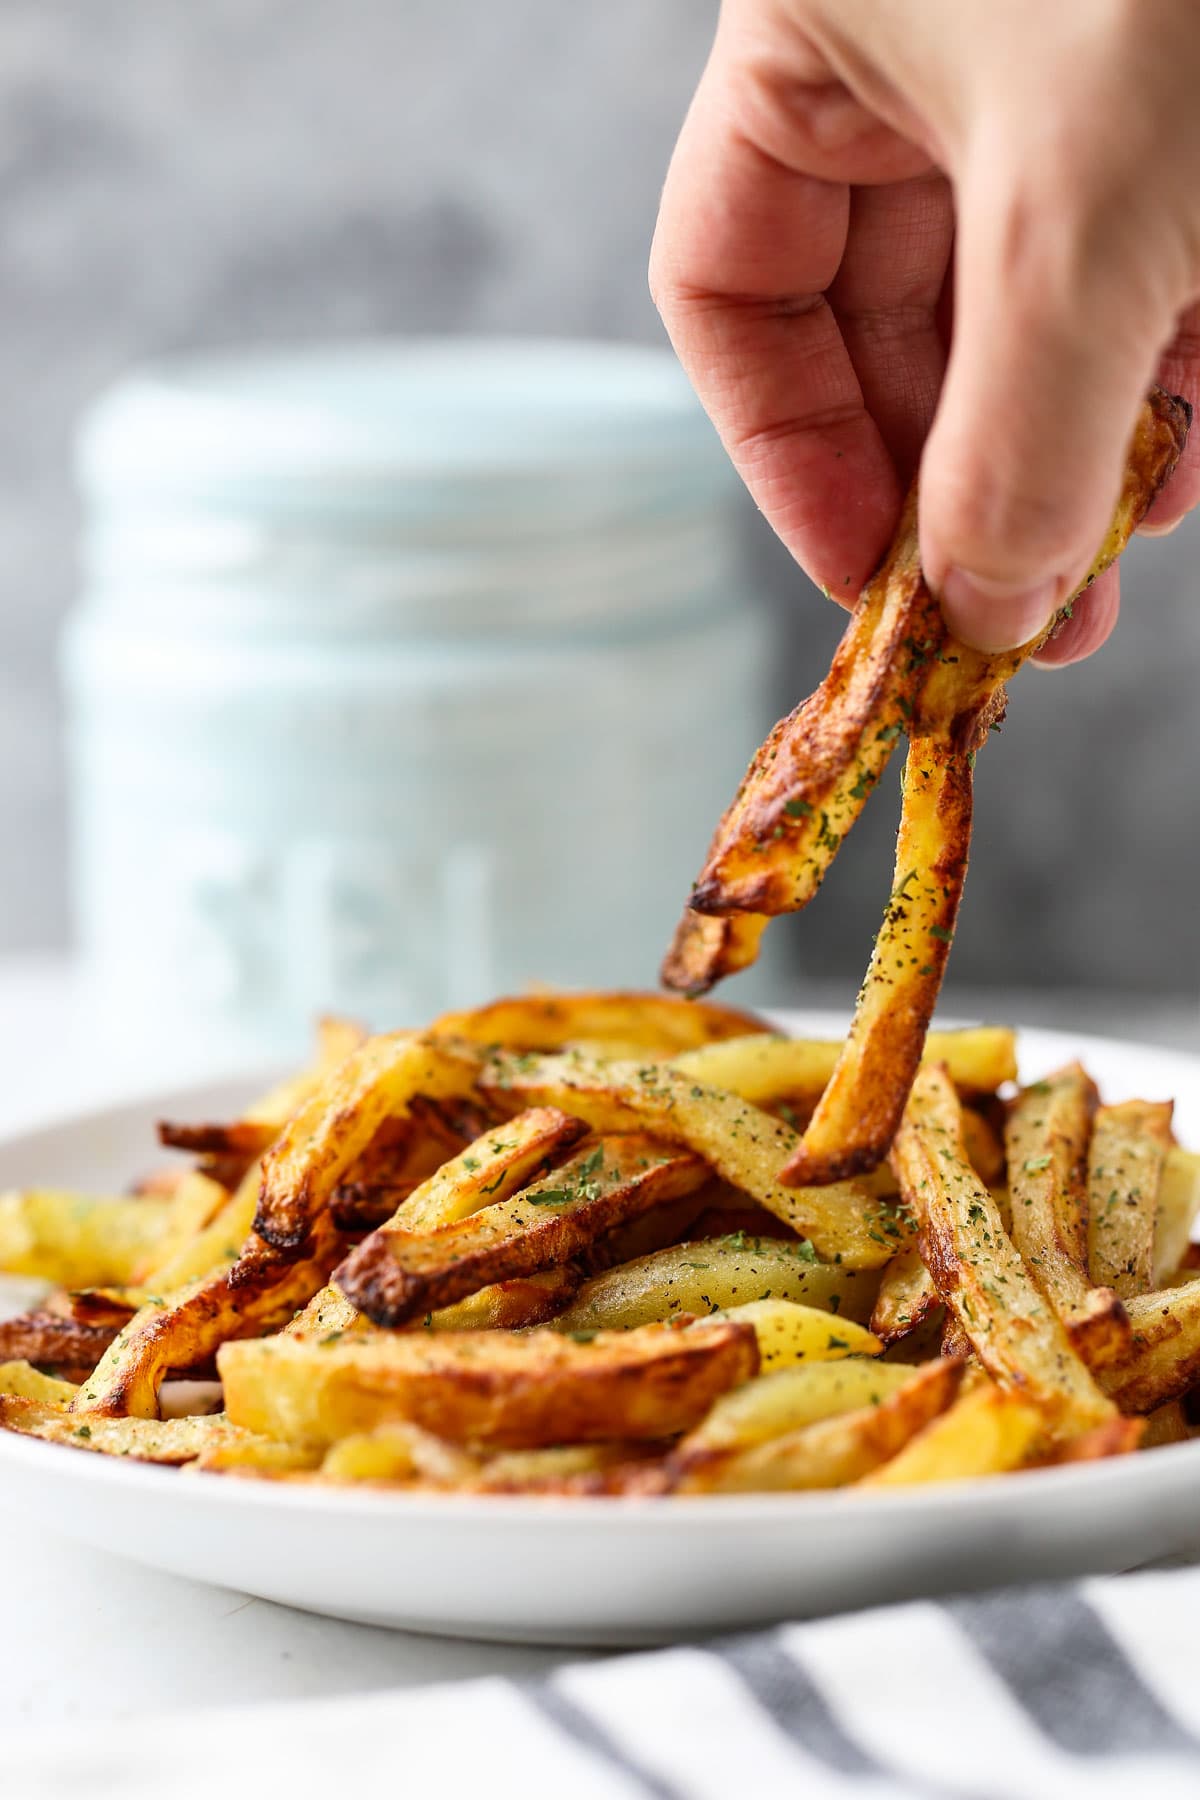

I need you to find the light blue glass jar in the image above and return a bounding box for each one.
[63,339,773,1065]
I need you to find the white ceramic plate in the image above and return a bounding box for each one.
[1,1014,1199,1647]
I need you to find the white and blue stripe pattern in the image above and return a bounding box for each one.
[8,1569,1200,1798]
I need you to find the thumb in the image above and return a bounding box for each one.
[919,136,1174,652]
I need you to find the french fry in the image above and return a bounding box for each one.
[1087,1099,1173,1298]
[319,1422,477,1486]
[671,1027,1017,1110]
[73,1214,345,1420]
[672,1357,963,1493]
[961,1107,1006,1186]
[219,1319,759,1451]
[1102,1277,1200,1413]
[336,1136,707,1328]
[479,1052,910,1269]
[134,1171,234,1284]
[0,1361,77,1404]
[679,1360,924,1453]
[871,1246,940,1346]
[1004,1065,1130,1367]
[391,1108,587,1234]
[0,1395,245,1464]
[698,1299,880,1368]
[553,1235,880,1333]
[1152,1148,1200,1285]
[861,1384,1043,1486]
[255,1033,480,1249]
[659,911,768,999]
[0,1310,119,1372]
[430,990,769,1054]
[892,1064,1115,1433]
[0,1189,174,1288]
[781,737,972,1184]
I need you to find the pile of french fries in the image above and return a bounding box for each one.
[0,990,1197,1495]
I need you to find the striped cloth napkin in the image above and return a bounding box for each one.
[8,1567,1200,1799]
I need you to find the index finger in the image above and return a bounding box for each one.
[650,78,901,597]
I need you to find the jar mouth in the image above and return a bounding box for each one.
[77,336,738,516]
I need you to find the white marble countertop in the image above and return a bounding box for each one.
[0,955,1195,1730]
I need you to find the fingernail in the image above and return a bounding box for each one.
[939,569,1059,653]
[1137,515,1183,539]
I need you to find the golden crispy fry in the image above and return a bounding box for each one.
[390,1107,587,1235]
[1042,1417,1147,1464]
[672,1357,963,1493]
[680,1360,923,1454]
[1153,1148,1200,1286]
[1101,1278,1200,1413]
[431,990,769,1054]
[0,1361,77,1404]
[683,488,930,923]
[73,1214,344,1420]
[671,1027,1017,1110]
[700,1299,880,1368]
[189,1434,324,1476]
[871,1246,940,1346]
[428,1267,582,1331]
[658,911,769,999]
[479,1051,910,1269]
[0,1395,244,1463]
[0,1188,174,1288]
[1087,1099,1173,1298]
[1004,1064,1130,1367]
[554,1234,879,1332]
[255,1033,480,1249]
[337,1136,706,1328]
[860,1384,1043,1486]
[318,1422,477,1486]
[892,1064,1114,1433]
[219,1319,758,1451]
[669,391,1187,968]
[783,737,972,1183]
[0,1310,119,1372]
[134,1171,234,1284]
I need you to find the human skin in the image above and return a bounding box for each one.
[650,0,1200,664]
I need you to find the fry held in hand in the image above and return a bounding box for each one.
[663,389,1190,1183]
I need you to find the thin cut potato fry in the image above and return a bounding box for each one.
[680,1360,923,1453]
[1005,1064,1130,1367]
[0,1395,244,1464]
[553,1235,880,1333]
[319,1422,477,1486]
[672,1358,964,1494]
[672,1027,1017,1109]
[781,736,972,1185]
[0,1310,119,1372]
[961,1108,1006,1186]
[336,1137,706,1327]
[659,910,768,998]
[698,1299,880,1368]
[220,1319,758,1451]
[860,1384,1043,1487]
[134,1171,234,1284]
[667,390,1188,991]
[0,1189,174,1288]
[0,1360,77,1404]
[430,990,769,1054]
[892,1064,1115,1433]
[480,1052,910,1269]
[255,1033,481,1249]
[73,1214,344,1420]
[390,1108,587,1235]
[1102,1278,1200,1413]
[140,1163,261,1293]
[871,1246,939,1346]
[1152,1148,1200,1285]
[1087,1099,1173,1298]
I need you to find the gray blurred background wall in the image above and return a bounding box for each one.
[2,0,1197,996]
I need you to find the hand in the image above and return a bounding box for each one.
[650,0,1200,663]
